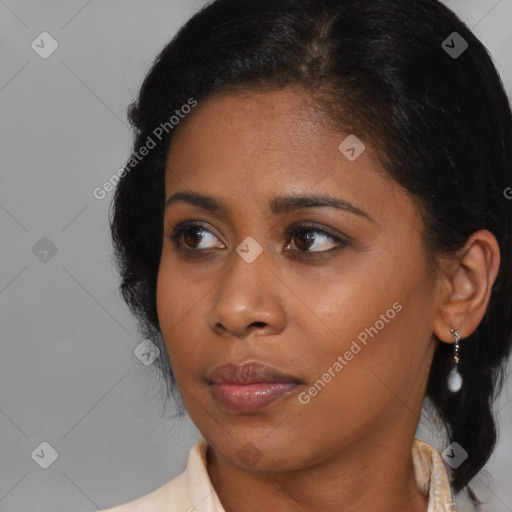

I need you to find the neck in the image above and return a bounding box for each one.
[207,426,429,512]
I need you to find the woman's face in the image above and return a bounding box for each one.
[156,87,439,471]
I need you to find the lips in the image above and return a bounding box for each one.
[207,362,302,413]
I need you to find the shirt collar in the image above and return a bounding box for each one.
[412,438,456,511]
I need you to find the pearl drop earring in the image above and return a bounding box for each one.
[448,328,462,392]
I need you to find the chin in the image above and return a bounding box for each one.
[204,427,319,473]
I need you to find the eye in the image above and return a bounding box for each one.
[284,223,347,255]
[166,221,348,255]
[167,221,225,250]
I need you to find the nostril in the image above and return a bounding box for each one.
[250,322,267,329]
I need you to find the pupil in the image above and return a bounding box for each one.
[185,228,202,247]
[296,230,314,249]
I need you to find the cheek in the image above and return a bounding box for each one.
[156,262,177,334]
[156,258,213,381]
[156,253,204,327]
[293,235,433,382]
[287,254,400,352]
[156,260,193,358]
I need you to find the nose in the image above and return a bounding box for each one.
[206,247,287,339]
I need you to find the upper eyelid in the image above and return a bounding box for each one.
[169,221,347,245]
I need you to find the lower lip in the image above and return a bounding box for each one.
[210,382,300,413]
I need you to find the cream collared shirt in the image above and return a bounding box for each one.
[100,438,456,512]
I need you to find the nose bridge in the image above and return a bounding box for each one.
[243,236,271,277]
[207,239,286,335]
[221,239,274,306]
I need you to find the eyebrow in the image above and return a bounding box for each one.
[165,192,374,222]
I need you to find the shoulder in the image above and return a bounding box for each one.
[99,438,208,512]
[100,472,188,512]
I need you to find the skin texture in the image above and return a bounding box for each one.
[156,87,500,512]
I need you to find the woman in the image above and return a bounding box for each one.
[101,0,512,510]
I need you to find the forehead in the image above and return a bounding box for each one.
[163,87,415,226]
[166,88,380,181]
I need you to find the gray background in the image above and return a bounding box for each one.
[0,1,511,511]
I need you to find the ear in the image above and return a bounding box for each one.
[433,230,501,343]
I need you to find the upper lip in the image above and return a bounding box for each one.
[207,361,302,385]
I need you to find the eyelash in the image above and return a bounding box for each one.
[166,221,348,258]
